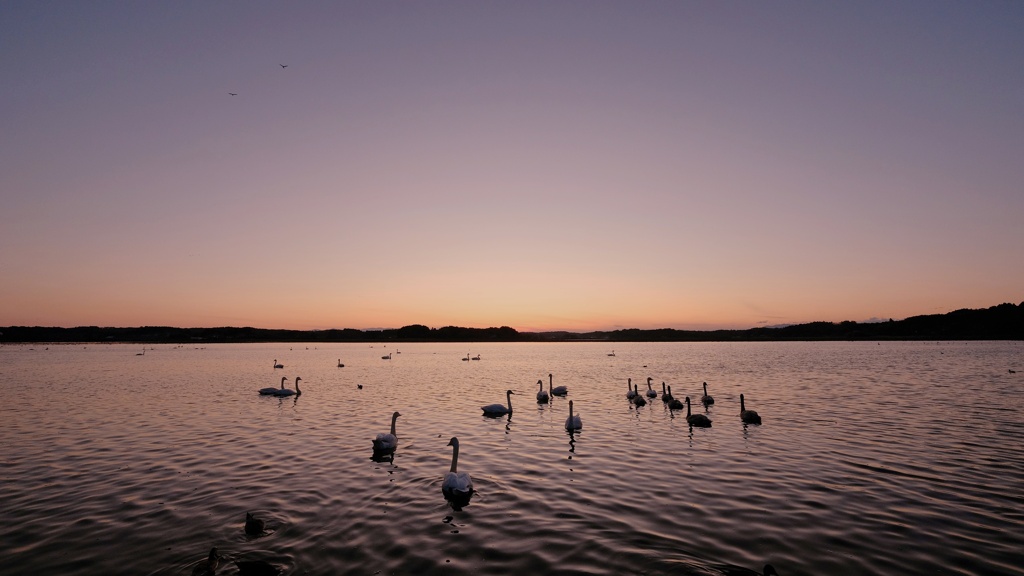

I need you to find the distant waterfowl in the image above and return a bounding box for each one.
[631,384,647,406]
[482,390,514,416]
[279,64,288,68]
[136,348,145,356]
[626,378,637,400]
[192,547,220,576]
[274,377,301,397]
[244,512,265,536]
[381,353,392,360]
[646,377,657,398]
[442,437,473,497]
[337,359,345,367]
[1011,369,1017,374]
[740,394,762,425]
[235,559,281,576]
[373,411,402,452]
[228,92,237,96]
[536,380,550,403]
[259,376,287,395]
[661,382,673,403]
[472,354,481,360]
[685,396,711,427]
[462,353,470,361]
[701,381,715,405]
[273,359,283,369]
[565,400,583,431]
[608,350,616,357]
[667,386,684,410]
[549,373,567,396]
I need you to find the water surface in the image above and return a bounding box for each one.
[1,341,1022,575]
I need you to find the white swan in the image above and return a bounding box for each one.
[442,437,473,496]
[536,380,549,403]
[259,376,287,395]
[646,377,657,398]
[625,378,637,399]
[661,381,673,403]
[373,411,402,452]
[273,359,283,369]
[701,381,715,405]
[631,384,647,406]
[565,399,583,431]
[482,390,514,416]
[685,396,711,427]
[667,386,684,410]
[274,377,301,397]
[740,393,762,425]
[549,373,567,396]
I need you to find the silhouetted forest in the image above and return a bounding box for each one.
[2,302,1021,343]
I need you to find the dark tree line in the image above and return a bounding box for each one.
[2,302,1021,343]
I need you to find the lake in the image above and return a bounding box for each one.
[1,341,1021,575]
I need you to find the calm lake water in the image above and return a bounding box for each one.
[1,341,1022,576]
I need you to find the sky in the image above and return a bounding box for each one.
[2,2,1022,332]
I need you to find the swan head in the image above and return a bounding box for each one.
[506,389,515,396]
[447,436,459,448]
[647,377,653,383]
[393,411,402,418]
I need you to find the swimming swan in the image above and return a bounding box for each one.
[626,378,637,400]
[337,359,345,367]
[536,380,550,403]
[273,359,283,369]
[631,384,647,406]
[259,376,287,395]
[244,512,265,535]
[565,400,583,431]
[549,373,567,396]
[646,377,657,398]
[482,390,514,416]
[274,377,301,397]
[442,437,473,496]
[740,394,762,425]
[373,411,402,452]
[686,396,711,427]
[701,381,715,405]
[667,386,684,410]
[661,381,673,403]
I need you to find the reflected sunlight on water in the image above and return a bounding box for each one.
[1,341,1022,576]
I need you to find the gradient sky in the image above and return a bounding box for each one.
[2,2,1022,332]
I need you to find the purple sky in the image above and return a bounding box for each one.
[2,2,1022,331]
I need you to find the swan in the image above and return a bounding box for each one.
[646,377,657,398]
[549,373,567,396]
[740,394,762,425]
[273,359,283,369]
[381,353,392,360]
[685,396,711,427]
[701,381,715,405]
[442,437,473,496]
[136,348,145,356]
[192,547,220,576]
[259,376,287,395]
[661,381,673,403]
[482,390,514,416]
[274,377,301,397]
[244,512,265,535]
[472,354,481,360]
[462,353,470,361]
[373,411,402,452]
[626,378,637,400]
[337,359,345,367]
[631,384,647,406]
[536,380,549,403]
[608,350,615,356]
[565,399,583,431]
[667,386,684,410]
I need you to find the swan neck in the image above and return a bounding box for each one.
[740,394,746,411]
[390,413,398,435]
[450,443,459,473]
[507,390,513,410]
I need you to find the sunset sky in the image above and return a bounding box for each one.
[2,2,1022,332]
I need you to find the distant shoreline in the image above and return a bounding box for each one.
[2,302,1021,343]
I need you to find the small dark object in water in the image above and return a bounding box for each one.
[235,559,281,576]
[192,547,220,576]
[357,384,363,389]
[245,512,265,535]
[1011,369,1017,374]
